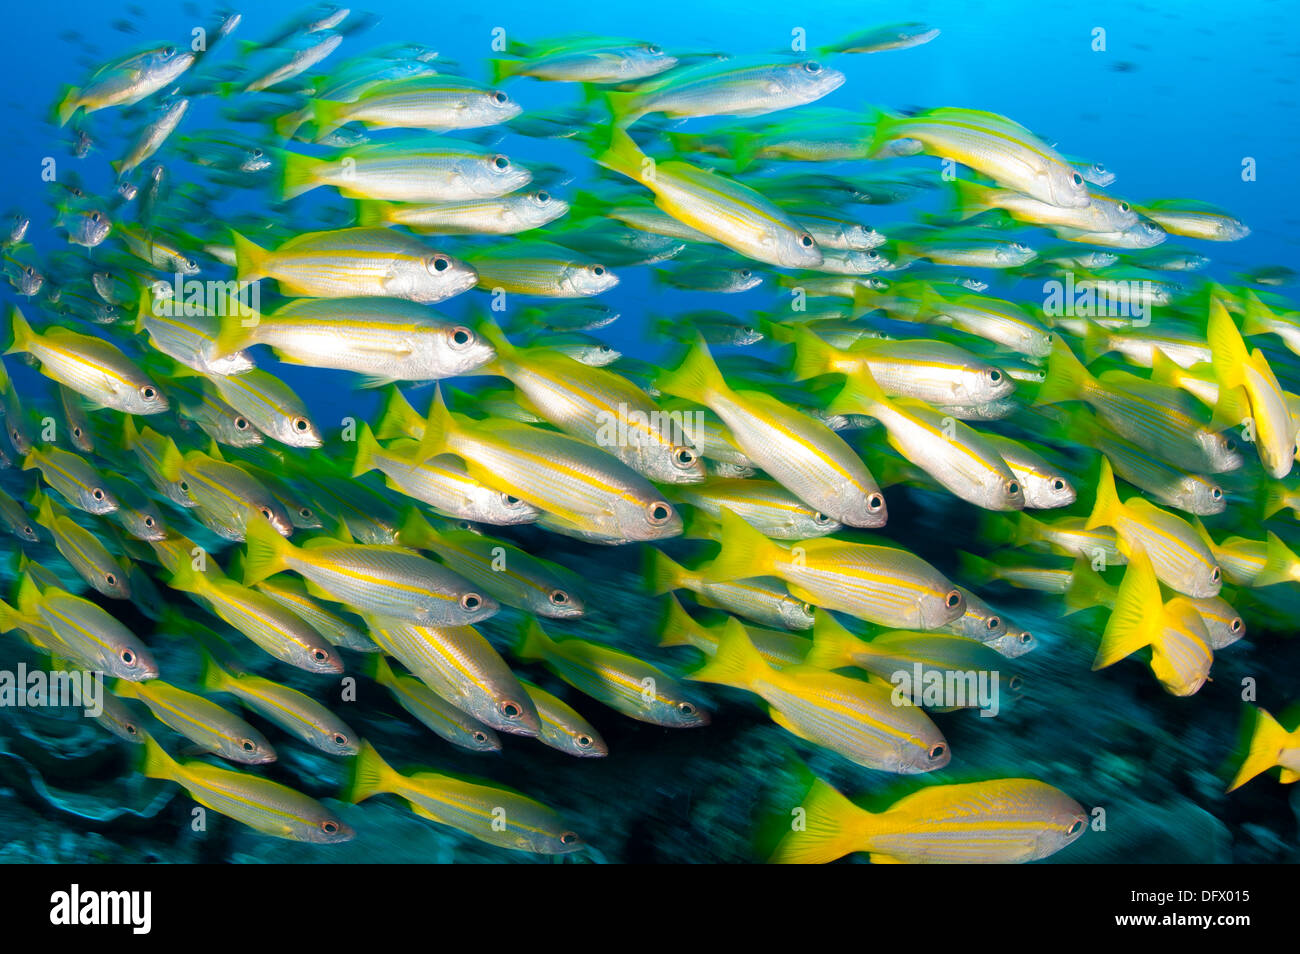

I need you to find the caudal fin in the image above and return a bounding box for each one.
[656,339,728,409]
[703,509,780,582]
[1093,548,1159,670]
[688,617,766,690]
[1035,337,1093,407]
[1227,707,1291,791]
[230,230,270,283]
[768,777,871,864]
[1084,456,1125,531]
[345,739,399,803]
[242,514,293,584]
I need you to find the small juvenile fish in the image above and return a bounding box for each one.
[820,22,940,54]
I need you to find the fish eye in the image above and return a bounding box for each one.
[105,573,117,585]
[184,259,196,270]
[647,44,662,54]
[332,733,348,746]
[251,149,263,159]
[867,492,885,511]
[144,516,155,527]
[1052,479,1066,491]
[1008,675,1024,692]
[491,90,509,105]
[803,61,823,73]
[576,734,592,748]
[1119,202,1130,212]
[1211,566,1221,583]
[293,417,310,431]
[180,481,190,492]
[646,501,673,525]
[677,701,696,716]
[321,820,339,835]
[1067,819,1084,836]
[813,511,833,525]
[1223,437,1236,452]
[259,507,272,520]
[1211,487,1222,500]
[549,589,570,605]
[428,255,451,273]
[450,326,473,348]
[1020,631,1033,644]
[492,154,510,170]
[234,417,249,429]
[73,427,82,437]
[560,831,579,845]
[299,507,313,518]
[535,191,550,203]
[312,649,328,662]
[503,494,521,506]
[241,739,255,752]
[461,592,483,610]
[1230,617,1243,633]
[121,649,136,666]
[928,743,946,761]
[591,265,606,276]
[92,488,105,500]
[1071,173,1084,186]
[90,212,101,222]
[473,731,488,743]
[500,700,522,720]
[673,446,696,466]
[125,722,138,735]
[23,526,34,537]
[992,369,1007,383]
[945,589,961,609]
[25,267,34,276]
[799,233,814,247]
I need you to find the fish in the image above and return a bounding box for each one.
[364,654,501,753]
[770,775,1086,864]
[231,227,478,304]
[199,651,360,757]
[114,677,277,764]
[1088,548,1214,696]
[595,129,824,268]
[141,734,353,843]
[1227,707,1300,791]
[658,339,885,526]
[241,516,498,627]
[704,509,965,630]
[8,307,167,415]
[346,740,581,854]
[515,617,710,727]
[690,619,950,772]
[56,45,196,125]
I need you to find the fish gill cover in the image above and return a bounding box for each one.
[0,0,1295,865]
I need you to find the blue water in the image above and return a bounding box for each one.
[0,1,1297,863]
